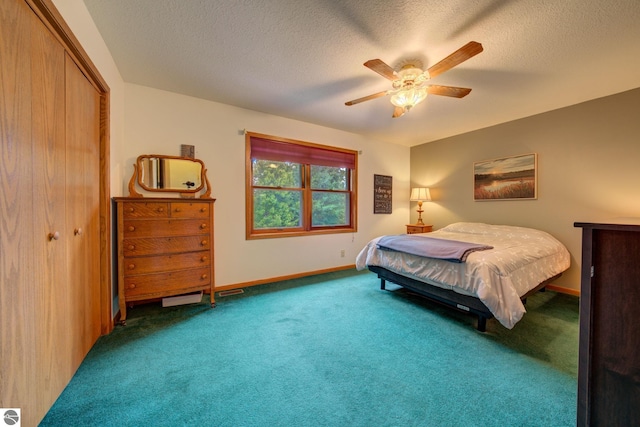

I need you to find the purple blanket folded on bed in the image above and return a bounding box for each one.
[377,235,493,263]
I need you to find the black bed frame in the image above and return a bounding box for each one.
[368,265,561,332]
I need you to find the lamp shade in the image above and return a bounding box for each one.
[410,187,431,202]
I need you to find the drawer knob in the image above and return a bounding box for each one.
[74,227,83,236]
[48,231,60,241]
[200,223,207,229]
[200,207,206,212]
[128,283,136,289]
[157,207,165,212]
[201,274,208,280]
[175,207,182,212]
[201,256,208,262]
[200,240,207,246]
[128,264,135,270]
[128,245,135,251]
[128,226,135,232]
[128,207,134,213]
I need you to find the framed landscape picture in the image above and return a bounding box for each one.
[473,153,537,201]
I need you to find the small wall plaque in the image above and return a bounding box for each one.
[181,144,195,159]
[374,174,392,214]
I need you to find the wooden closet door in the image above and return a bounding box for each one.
[65,54,102,366]
[31,8,69,417]
[0,0,39,415]
[2,1,109,424]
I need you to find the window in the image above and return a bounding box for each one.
[246,132,357,239]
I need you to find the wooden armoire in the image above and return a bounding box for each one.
[574,220,640,426]
[0,0,111,425]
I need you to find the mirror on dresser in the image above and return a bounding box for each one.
[128,154,211,198]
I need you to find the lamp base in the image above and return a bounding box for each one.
[416,208,424,225]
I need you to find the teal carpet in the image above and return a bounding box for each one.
[41,269,578,426]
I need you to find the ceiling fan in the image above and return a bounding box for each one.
[345,41,483,118]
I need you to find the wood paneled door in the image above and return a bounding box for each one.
[0,0,111,425]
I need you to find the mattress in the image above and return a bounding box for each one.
[356,222,571,328]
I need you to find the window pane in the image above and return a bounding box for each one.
[312,192,349,226]
[253,189,302,229]
[310,165,348,190]
[253,160,301,188]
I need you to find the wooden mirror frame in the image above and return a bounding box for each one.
[128,154,211,198]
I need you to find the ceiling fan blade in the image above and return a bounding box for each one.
[427,85,472,98]
[427,41,483,79]
[364,59,397,81]
[345,91,388,106]
[392,106,405,118]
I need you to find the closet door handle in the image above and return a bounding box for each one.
[48,231,60,241]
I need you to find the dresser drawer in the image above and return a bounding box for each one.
[123,219,210,238]
[122,202,169,218]
[123,266,211,299]
[170,202,211,218]
[123,251,211,276]
[123,235,210,256]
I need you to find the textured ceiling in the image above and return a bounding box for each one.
[83,0,640,147]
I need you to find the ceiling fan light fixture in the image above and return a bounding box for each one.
[344,41,483,116]
[390,86,428,110]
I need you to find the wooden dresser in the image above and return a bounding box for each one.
[115,197,216,323]
[574,219,640,426]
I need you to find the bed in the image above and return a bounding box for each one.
[356,222,570,331]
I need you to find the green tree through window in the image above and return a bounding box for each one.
[252,160,302,229]
[246,133,357,239]
[310,165,349,227]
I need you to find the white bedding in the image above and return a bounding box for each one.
[356,222,570,328]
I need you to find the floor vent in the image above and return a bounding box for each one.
[218,289,244,297]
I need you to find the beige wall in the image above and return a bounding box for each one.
[410,87,640,291]
[123,84,410,287]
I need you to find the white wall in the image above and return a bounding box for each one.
[410,87,640,292]
[123,84,410,286]
[53,0,410,290]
